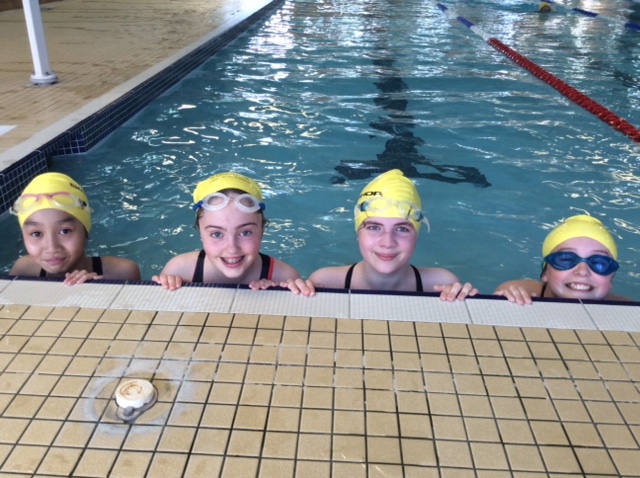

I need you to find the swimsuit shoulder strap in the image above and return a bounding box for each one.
[40,256,103,278]
[92,256,103,276]
[192,250,206,283]
[411,265,423,292]
[540,282,547,298]
[259,253,274,280]
[344,264,357,289]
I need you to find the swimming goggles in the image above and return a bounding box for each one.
[192,193,265,213]
[355,197,430,231]
[544,251,619,276]
[10,192,89,215]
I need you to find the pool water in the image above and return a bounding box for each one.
[2,0,640,298]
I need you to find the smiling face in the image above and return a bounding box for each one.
[197,193,265,281]
[541,236,615,300]
[21,208,88,277]
[357,217,418,275]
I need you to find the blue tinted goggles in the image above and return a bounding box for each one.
[544,251,619,276]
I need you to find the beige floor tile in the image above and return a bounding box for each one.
[504,444,545,472]
[470,442,509,470]
[1,444,47,473]
[397,413,432,440]
[435,440,473,468]
[146,452,188,478]
[366,436,402,464]
[401,437,437,466]
[295,460,331,478]
[36,446,83,475]
[19,419,62,446]
[332,462,368,478]
[73,449,118,477]
[109,451,153,478]
[296,433,332,460]
[333,435,366,462]
[573,448,618,475]
[184,455,223,478]
[157,426,196,453]
[262,431,298,459]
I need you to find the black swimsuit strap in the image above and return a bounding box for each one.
[540,283,547,298]
[92,256,103,276]
[192,250,206,283]
[192,250,272,283]
[344,264,357,289]
[258,253,273,280]
[344,263,422,291]
[411,265,423,292]
[40,256,103,278]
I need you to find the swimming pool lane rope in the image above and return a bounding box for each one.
[431,1,640,143]
[544,0,640,32]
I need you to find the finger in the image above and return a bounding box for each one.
[293,279,315,296]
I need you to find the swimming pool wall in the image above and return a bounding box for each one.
[0,0,285,217]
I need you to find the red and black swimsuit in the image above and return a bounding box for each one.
[191,250,274,283]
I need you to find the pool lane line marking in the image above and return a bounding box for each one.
[431,1,640,143]
[543,1,640,32]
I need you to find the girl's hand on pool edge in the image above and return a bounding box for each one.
[152,274,185,291]
[249,278,279,291]
[63,269,102,286]
[493,285,535,305]
[280,278,316,296]
[435,282,478,302]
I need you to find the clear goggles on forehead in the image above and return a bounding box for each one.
[10,192,89,215]
[544,251,619,276]
[193,193,265,213]
[355,197,430,231]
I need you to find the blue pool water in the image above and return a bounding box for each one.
[2,0,640,298]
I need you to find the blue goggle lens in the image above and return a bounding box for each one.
[544,251,619,276]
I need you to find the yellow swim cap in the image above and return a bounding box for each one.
[542,215,617,259]
[539,2,551,11]
[354,169,426,232]
[193,172,263,205]
[14,172,92,233]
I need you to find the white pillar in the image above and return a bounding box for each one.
[22,0,58,85]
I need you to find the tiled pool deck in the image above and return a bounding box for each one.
[1,0,640,476]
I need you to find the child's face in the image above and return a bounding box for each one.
[21,208,87,276]
[198,196,264,280]
[357,217,418,274]
[541,237,615,300]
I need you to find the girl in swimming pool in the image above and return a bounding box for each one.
[10,172,141,285]
[494,215,633,304]
[288,169,477,300]
[152,172,310,291]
